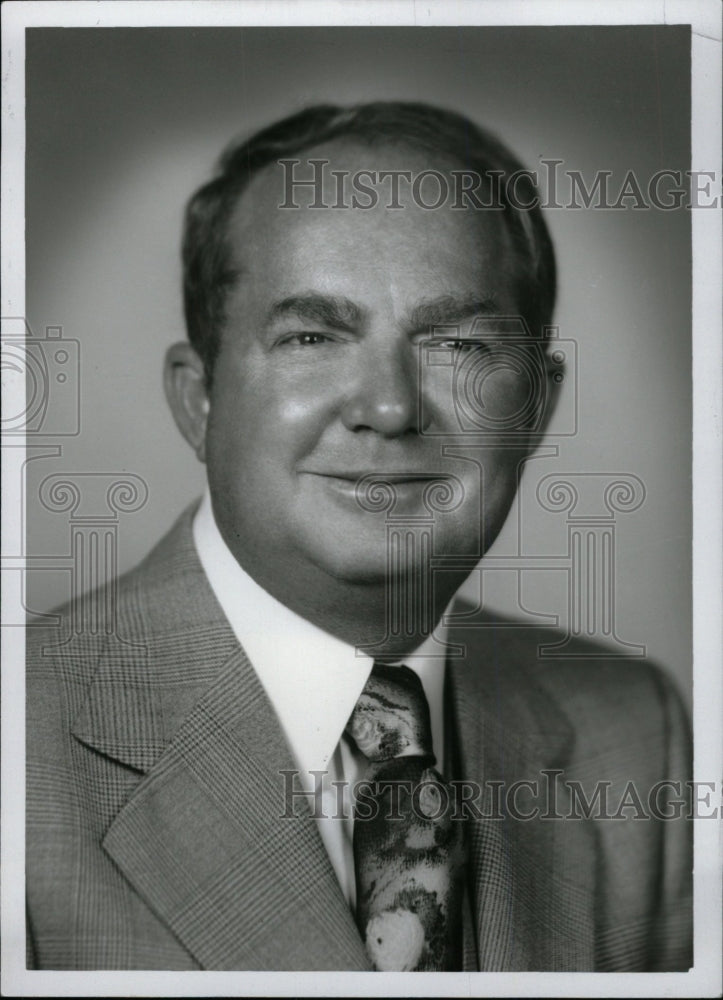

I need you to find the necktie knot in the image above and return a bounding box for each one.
[345,661,434,763]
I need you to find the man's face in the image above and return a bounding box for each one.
[204,140,538,586]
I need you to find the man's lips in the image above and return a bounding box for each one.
[298,470,464,513]
[300,471,450,482]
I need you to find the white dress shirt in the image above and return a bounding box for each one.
[192,489,449,908]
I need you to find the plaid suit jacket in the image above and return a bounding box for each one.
[26,506,692,971]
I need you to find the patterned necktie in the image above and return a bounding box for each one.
[344,661,466,971]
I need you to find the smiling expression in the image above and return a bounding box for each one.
[202,139,541,590]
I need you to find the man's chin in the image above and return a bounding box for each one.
[306,545,401,585]
[301,533,474,587]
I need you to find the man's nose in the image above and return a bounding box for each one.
[340,342,426,437]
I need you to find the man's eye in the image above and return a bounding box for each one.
[280,332,332,347]
[436,338,491,353]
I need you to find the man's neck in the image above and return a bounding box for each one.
[196,490,466,657]
[227,545,464,658]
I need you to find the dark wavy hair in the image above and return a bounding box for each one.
[182,102,556,383]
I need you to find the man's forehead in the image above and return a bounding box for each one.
[226,135,515,278]
[235,135,464,214]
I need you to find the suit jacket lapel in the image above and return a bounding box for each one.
[101,645,370,970]
[71,510,371,970]
[69,506,596,971]
[448,624,598,971]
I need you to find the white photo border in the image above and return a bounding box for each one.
[2,1,721,997]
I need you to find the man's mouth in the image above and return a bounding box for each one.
[298,471,456,510]
[301,471,450,482]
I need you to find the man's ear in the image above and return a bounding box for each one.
[521,348,563,457]
[164,342,210,463]
[537,348,564,437]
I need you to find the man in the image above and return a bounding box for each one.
[26,102,692,971]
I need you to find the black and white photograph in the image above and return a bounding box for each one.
[2,1,721,996]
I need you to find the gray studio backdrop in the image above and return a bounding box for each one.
[24,26,691,699]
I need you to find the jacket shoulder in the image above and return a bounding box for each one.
[27,503,200,662]
[451,605,691,767]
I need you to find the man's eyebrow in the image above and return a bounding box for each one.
[266,294,364,331]
[406,294,499,333]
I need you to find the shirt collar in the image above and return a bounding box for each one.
[192,489,448,776]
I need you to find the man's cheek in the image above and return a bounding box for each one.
[274,391,338,454]
[277,396,321,424]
